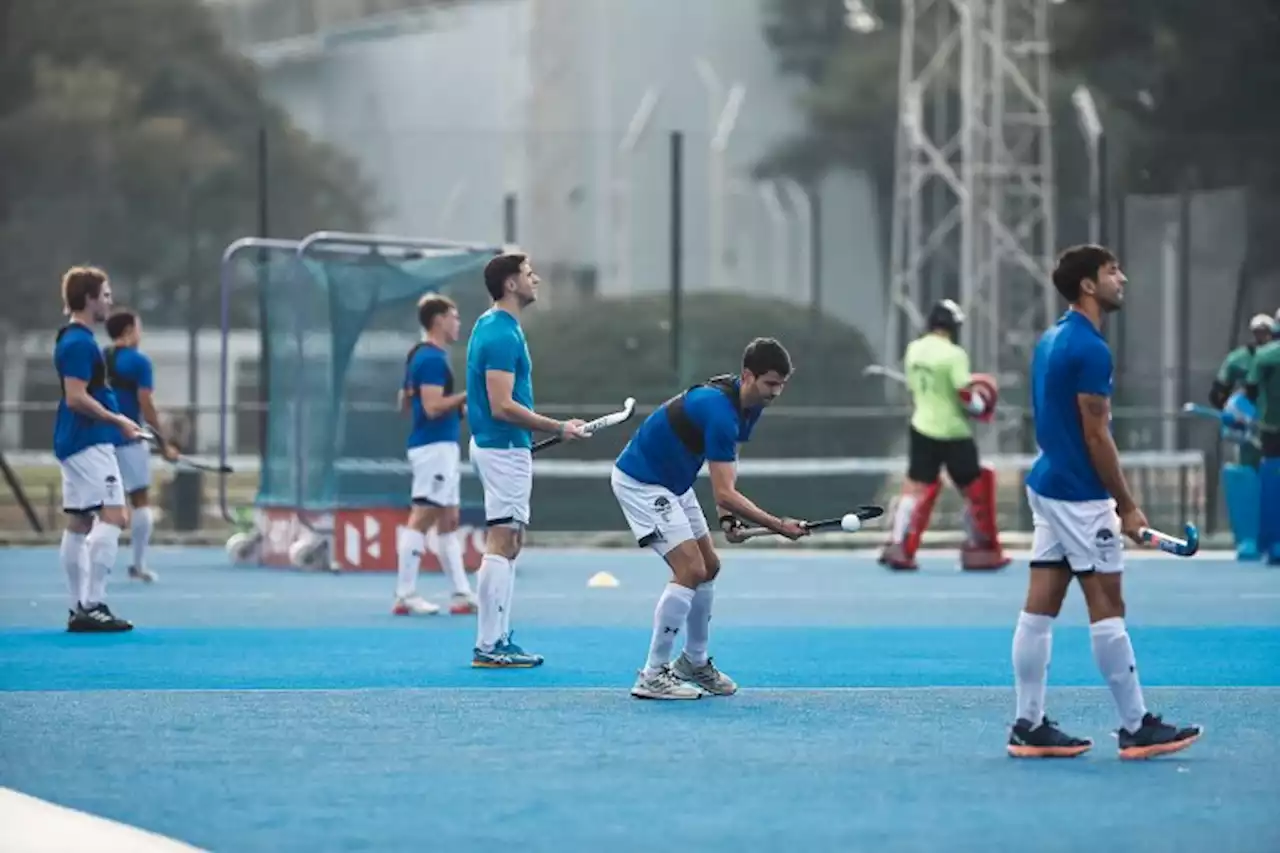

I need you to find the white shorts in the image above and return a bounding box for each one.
[115,441,152,494]
[60,444,125,514]
[610,466,710,556]
[408,441,461,507]
[1027,487,1124,574]
[469,439,532,527]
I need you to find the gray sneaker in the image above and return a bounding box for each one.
[671,652,738,696]
[630,664,703,700]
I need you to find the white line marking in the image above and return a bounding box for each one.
[2,686,1275,697]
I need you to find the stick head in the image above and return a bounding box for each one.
[622,397,637,417]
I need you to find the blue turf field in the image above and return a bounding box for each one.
[1,547,1278,852]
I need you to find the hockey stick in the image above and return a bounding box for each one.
[1139,523,1200,557]
[138,428,234,474]
[861,364,908,386]
[732,505,885,541]
[532,397,637,453]
[1180,402,1261,448]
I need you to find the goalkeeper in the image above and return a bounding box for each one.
[1244,310,1280,564]
[1209,313,1272,560]
[879,299,1009,572]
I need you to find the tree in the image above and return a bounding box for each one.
[757,0,901,254]
[1052,0,1280,196]
[0,0,375,329]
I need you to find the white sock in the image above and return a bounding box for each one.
[502,557,516,639]
[1012,611,1054,724]
[684,581,716,666]
[438,531,471,596]
[130,506,153,570]
[475,554,512,652]
[1091,617,1148,734]
[644,583,696,675]
[891,495,918,544]
[60,530,88,608]
[85,522,122,606]
[396,528,426,598]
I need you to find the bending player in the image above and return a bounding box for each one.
[55,267,146,632]
[393,293,477,616]
[1244,322,1280,564]
[1009,244,1201,760]
[105,309,179,583]
[466,253,586,667]
[611,338,808,700]
[879,299,1008,571]
[1208,313,1272,560]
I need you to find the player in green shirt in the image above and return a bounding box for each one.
[879,299,1008,572]
[1245,332,1280,563]
[1209,313,1272,469]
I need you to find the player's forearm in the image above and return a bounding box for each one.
[141,400,166,439]
[421,393,467,419]
[493,399,561,434]
[67,391,126,426]
[713,488,781,531]
[1083,431,1138,514]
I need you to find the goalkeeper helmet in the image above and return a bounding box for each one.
[927,299,965,340]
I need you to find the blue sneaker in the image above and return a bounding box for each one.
[496,632,544,667]
[1237,539,1260,561]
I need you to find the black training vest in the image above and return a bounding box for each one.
[663,374,743,455]
[404,342,454,395]
[56,325,109,398]
[103,346,139,392]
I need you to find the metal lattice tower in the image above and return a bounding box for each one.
[886,0,1057,450]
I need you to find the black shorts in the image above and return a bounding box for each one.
[907,427,981,489]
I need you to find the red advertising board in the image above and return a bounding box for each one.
[253,507,484,572]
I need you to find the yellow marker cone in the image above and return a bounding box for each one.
[587,571,620,588]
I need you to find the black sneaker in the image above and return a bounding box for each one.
[67,603,134,634]
[1117,713,1202,760]
[1007,717,1093,758]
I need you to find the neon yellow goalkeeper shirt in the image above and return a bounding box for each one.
[905,333,974,441]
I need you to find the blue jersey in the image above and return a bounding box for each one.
[405,342,461,448]
[105,345,153,445]
[466,308,534,450]
[615,379,763,495]
[1026,310,1114,502]
[53,324,121,460]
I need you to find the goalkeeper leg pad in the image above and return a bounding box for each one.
[879,481,941,571]
[1259,458,1280,565]
[961,466,1010,571]
[1222,464,1261,561]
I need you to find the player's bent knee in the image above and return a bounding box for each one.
[128,489,149,508]
[65,513,94,535]
[438,508,461,533]
[485,524,522,560]
[1077,572,1125,622]
[694,535,721,581]
[100,506,130,528]
[663,540,708,588]
[1024,560,1072,616]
